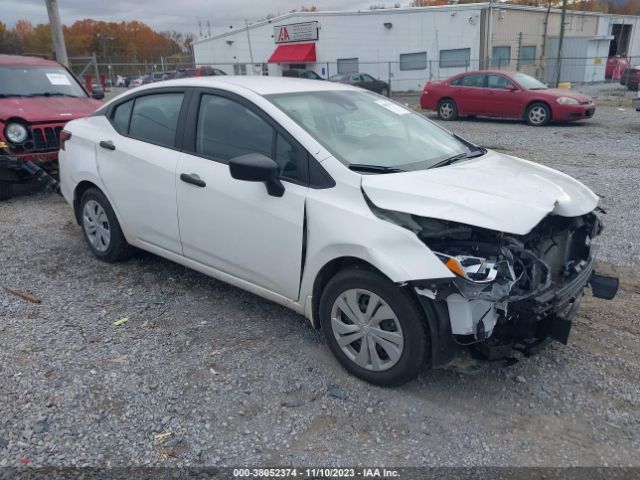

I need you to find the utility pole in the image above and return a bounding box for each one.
[244,20,255,75]
[540,0,552,82]
[516,32,523,72]
[44,0,68,66]
[555,0,569,87]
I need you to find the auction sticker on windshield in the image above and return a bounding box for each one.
[374,99,410,115]
[46,72,71,85]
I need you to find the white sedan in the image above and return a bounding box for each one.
[59,76,618,386]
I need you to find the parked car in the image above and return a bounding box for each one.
[329,73,389,96]
[283,69,322,80]
[633,92,640,111]
[59,77,618,386]
[420,70,595,126]
[129,75,146,87]
[178,67,226,78]
[0,54,103,200]
[605,55,629,80]
[619,65,640,91]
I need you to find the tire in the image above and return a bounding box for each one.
[0,181,13,201]
[437,98,458,121]
[319,268,430,386]
[525,102,551,126]
[79,187,134,262]
[380,87,389,97]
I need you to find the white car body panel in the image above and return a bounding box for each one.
[361,150,599,236]
[95,117,183,254]
[176,151,307,300]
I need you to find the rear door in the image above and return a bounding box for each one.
[96,88,189,253]
[451,73,486,114]
[175,89,309,300]
[484,74,525,117]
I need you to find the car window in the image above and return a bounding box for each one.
[128,93,184,147]
[460,74,485,87]
[112,99,133,133]
[449,77,462,86]
[487,75,515,90]
[195,94,302,181]
[362,74,375,83]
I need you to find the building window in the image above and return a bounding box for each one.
[519,46,536,66]
[337,58,359,74]
[233,63,247,75]
[399,52,427,71]
[492,46,511,68]
[439,48,471,68]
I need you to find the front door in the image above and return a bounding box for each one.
[483,74,524,118]
[176,91,308,300]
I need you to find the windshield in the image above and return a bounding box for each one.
[329,74,351,82]
[513,73,548,90]
[0,66,87,97]
[267,90,471,170]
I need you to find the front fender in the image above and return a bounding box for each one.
[299,183,454,320]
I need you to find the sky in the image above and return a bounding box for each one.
[3,0,380,37]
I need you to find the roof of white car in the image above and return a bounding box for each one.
[130,75,358,96]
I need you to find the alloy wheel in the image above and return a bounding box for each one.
[82,200,111,252]
[330,289,404,371]
[528,105,547,125]
[440,102,454,119]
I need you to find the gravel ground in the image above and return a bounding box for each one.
[1,105,639,468]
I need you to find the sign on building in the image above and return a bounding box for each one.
[274,22,319,44]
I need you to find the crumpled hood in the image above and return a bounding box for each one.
[361,150,599,235]
[0,97,101,123]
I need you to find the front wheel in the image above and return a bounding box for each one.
[525,102,551,126]
[319,268,430,386]
[79,188,134,262]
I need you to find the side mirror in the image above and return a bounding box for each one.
[228,153,285,197]
[506,84,518,92]
[91,90,105,100]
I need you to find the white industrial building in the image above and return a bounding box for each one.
[192,3,640,91]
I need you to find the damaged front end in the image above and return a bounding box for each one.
[372,204,619,365]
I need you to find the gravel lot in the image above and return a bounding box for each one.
[1,104,639,468]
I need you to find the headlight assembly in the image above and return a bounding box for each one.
[4,122,28,144]
[435,252,500,284]
[556,97,579,105]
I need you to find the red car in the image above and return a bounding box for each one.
[420,70,595,126]
[0,54,103,200]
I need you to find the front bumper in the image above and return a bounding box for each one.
[0,153,59,191]
[553,103,595,121]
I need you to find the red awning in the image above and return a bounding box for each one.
[268,43,316,63]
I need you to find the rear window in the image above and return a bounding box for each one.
[127,93,184,147]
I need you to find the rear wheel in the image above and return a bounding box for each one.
[79,188,134,262]
[437,99,458,121]
[319,268,430,386]
[525,102,551,126]
[0,181,13,201]
[380,87,389,97]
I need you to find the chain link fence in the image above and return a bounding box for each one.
[72,56,640,96]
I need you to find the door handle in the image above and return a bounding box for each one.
[99,140,115,151]
[180,173,206,188]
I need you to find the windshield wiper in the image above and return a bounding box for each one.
[27,92,79,97]
[429,149,486,169]
[348,164,405,174]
